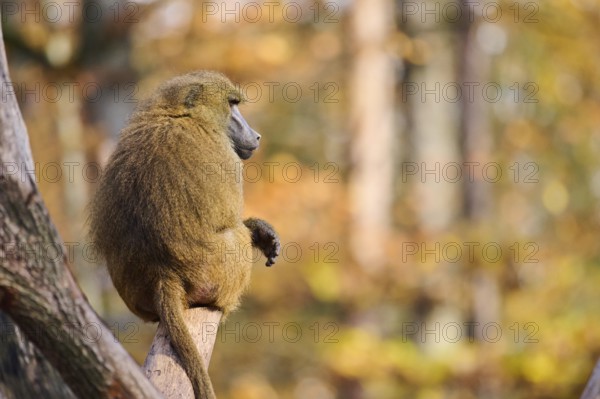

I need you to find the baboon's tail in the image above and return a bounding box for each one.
[155,280,216,399]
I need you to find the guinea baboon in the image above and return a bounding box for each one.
[88,71,280,399]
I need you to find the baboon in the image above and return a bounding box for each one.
[88,71,280,399]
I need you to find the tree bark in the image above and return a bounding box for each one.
[0,15,160,399]
[0,313,75,398]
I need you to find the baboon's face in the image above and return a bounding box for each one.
[156,71,261,160]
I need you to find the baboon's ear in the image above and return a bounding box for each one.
[184,83,204,109]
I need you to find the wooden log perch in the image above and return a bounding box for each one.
[143,307,222,398]
[581,359,600,399]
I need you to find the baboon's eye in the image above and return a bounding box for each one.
[228,97,241,106]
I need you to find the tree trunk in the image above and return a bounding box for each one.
[458,3,501,398]
[408,32,461,233]
[348,0,396,270]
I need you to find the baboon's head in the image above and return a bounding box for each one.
[145,70,261,160]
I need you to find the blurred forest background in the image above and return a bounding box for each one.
[1,0,599,398]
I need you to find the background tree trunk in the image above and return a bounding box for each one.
[348,0,396,271]
[407,32,461,234]
[458,4,501,397]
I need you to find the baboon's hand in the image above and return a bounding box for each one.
[244,218,281,266]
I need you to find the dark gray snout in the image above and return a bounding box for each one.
[228,105,260,160]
